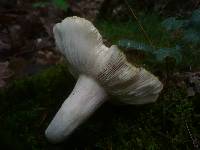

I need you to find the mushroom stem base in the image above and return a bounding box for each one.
[45,74,107,143]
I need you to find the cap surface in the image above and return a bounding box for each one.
[53,16,163,104]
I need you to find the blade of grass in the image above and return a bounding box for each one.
[123,0,156,49]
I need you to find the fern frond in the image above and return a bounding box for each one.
[117,39,182,63]
[153,45,182,63]
[118,39,153,52]
[183,29,200,44]
[161,17,186,31]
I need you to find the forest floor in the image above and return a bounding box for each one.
[0,1,200,150]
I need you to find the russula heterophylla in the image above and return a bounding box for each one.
[45,16,163,143]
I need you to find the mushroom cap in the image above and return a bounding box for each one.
[53,16,163,104]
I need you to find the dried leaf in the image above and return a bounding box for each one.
[35,50,60,65]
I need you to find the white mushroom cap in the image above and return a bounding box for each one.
[53,16,163,104]
[46,16,163,143]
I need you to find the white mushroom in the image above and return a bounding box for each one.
[45,16,163,143]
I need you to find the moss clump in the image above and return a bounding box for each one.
[0,64,75,150]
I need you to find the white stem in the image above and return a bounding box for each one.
[45,74,107,143]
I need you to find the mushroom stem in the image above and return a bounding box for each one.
[45,74,107,143]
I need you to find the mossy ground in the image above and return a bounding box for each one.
[0,14,200,150]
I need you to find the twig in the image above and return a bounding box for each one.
[123,0,155,49]
[185,121,200,149]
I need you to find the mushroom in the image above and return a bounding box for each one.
[45,16,163,143]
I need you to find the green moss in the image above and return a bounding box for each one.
[0,66,199,150]
[0,64,75,150]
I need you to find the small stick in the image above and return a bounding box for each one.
[123,0,155,49]
[185,121,199,149]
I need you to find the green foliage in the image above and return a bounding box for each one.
[115,9,200,65]
[154,45,182,63]
[161,17,186,31]
[97,14,185,65]
[52,0,68,11]
[190,8,200,29]
[118,39,182,63]
[32,0,68,11]
[183,29,200,44]
[118,39,153,52]
[32,2,49,8]
[97,14,172,48]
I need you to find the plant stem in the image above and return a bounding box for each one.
[45,74,107,143]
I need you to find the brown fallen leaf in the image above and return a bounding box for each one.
[35,50,60,65]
